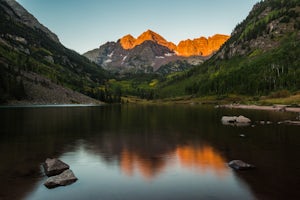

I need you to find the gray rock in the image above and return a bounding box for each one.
[221,116,237,123]
[236,116,251,124]
[44,169,78,189]
[43,158,69,177]
[228,160,255,170]
[44,55,54,63]
[221,115,251,126]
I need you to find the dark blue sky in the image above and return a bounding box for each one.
[17,0,258,54]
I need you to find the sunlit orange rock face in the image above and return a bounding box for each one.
[120,30,177,51]
[176,34,230,57]
[119,145,228,180]
[120,30,229,57]
[120,34,136,49]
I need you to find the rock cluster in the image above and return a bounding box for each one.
[43,158,70,176]
[42,158,77,189]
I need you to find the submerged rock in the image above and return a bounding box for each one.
[259,121,273,125]
[228,160,255,170]
[278,120,300,126]
[43,158,70,177]
[44,169,78,189]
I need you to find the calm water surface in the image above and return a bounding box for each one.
[0,105,299,200]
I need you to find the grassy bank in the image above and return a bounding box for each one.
[122,92,300,106]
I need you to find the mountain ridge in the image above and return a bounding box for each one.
[118,29,229,57]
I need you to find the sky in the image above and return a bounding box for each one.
[16,0,259,54]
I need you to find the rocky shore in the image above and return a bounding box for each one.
[3,72,104,106]
[220,104,300,113]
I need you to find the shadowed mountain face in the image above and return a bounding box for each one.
[0,0,59,42]
[83,30,229,74]
[0,0,107,104]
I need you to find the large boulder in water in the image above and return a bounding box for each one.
[43,158,70,177]
[44,169,78,188]
[221,116,237,124]
[221,115,251,126]
[228,160,255,170]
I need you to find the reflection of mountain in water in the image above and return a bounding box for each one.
[120,148,167,179]
[119,145,228,180]
[176,145,228,177]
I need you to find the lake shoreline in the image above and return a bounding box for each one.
[220,104,300,113]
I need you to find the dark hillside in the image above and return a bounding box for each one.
[0,0,107,103]
[158,0,300,98]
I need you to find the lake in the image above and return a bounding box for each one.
[0,105,299,200]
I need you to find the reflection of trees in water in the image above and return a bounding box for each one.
[0,105,299,200]
[0,107,103,200]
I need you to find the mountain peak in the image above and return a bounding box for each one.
[120,34,136,49]
[145,29,156,34]
[141,29,160,38]
[136,29,168,46]
[119,30,176,51]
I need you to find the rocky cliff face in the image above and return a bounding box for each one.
[215,0,300,59]
[176,34,230,57]
[84,39,179,73]
[120,34,136,49]
[84,30,229,74]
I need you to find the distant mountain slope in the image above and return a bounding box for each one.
[83,30,228,74]
[0,0,107,103]
[157,0,300,98]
